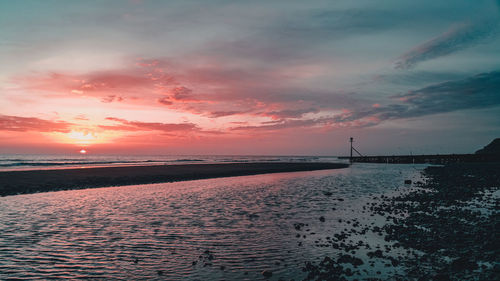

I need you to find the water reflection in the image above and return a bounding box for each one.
[0,164,423,280]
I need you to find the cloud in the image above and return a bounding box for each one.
[14,60,499,136]
[391,70,500,116]
[13,56,369,125]
[170,86,194,100]
[395,21,499,69]
[13,66,176,104]
[74,114,89,121]
[231,71,500,131]
[207,111,248,118]
[101,95,124,103]
[157,97,173,105]
[340,70,500,124]
[231,118,319,132]
[206,107,320,119]
[156,86,199,105]
[263,108,319,119]
[0,115,72,133]
[102,117,199,133]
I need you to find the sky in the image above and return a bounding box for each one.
[0,0,499,156]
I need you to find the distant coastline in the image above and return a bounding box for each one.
[0,162,349,197]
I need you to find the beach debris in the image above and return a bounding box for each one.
[323,191,333,196]
[319,216,325,222]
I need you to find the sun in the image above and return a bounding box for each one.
[51,129,101,145]
[79,149,87,154]
[49,127,123,146]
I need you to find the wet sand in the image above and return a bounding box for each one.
[0,162,348,197]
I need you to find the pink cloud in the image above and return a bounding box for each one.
[103,117,199,133]
[74,115,89,121]
[10,56,374,136]
[0,115,73,133]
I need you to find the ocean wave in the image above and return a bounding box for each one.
[168,159,205,162]
[0,160,162,167]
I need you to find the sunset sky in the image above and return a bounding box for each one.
[1,0,499,155]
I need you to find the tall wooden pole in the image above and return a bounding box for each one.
[350,137,353,163]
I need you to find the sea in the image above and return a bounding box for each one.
[0,155,427,280]
[0,154,341,171]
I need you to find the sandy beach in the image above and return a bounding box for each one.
[0,162,348,197]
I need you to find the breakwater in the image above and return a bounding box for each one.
[339,154,499,164]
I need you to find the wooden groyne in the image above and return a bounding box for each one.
[339,154,499,164]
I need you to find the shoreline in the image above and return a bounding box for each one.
[300,162,500,280]
[0,162,349,197]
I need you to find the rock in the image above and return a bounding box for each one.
[433,273,451,281]
[294,223,305,231]
[262,270,273,278]
[450,257,477,271]
[337,254,364,266]
[404,179,412,184]
[319,216,325,222]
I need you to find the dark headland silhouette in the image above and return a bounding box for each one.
[475,138,500,155]
[340,138,500,164]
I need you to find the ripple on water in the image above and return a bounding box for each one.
[0,164,424,280]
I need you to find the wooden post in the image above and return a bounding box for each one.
[350,137,353,163]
